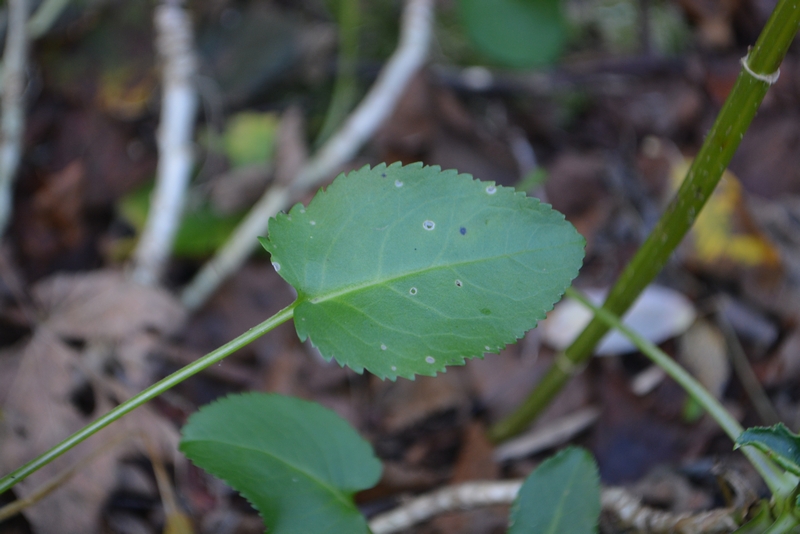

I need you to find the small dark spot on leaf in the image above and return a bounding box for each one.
[460,227,467,235]
[381,173,386,177]
[480,308,491,315]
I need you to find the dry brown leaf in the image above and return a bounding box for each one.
[33,270,185,340]
[679,319,730,400]
[1,332,119,533]
[0,270,185,532]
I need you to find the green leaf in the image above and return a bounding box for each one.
[118,183,245,258]
[261,162,584,380]
[733,500,775,534]
[457,0,566,68]
[509,447,600,534]
[735,423,800,476]
[223,111,280,168]
[180,393,382,534]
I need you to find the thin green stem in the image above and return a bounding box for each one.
[565,287,796,498]
[489,0,800,442]
[0,301,298,495]
[315,0,360,146]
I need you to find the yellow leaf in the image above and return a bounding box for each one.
[671,158,780,269]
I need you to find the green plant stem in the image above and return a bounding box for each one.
[0,301,298,496]
[564,287,796,498]
[764,510,800,533]
[315,0,360,146]
[489,0,800,443]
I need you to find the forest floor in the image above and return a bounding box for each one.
[2,0,800,533]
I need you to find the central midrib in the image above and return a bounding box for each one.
[303,243,576,305]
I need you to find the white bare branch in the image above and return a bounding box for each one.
[180,0,435,310]
[131,1,198,286]
[368,481,740,534]
[0,0,29,237]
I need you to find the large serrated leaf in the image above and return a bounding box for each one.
[735,423,800,476]
[261,162,584,379]
[509,447,600,534]
[179,393,382,534]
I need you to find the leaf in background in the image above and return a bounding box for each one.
[508,447,600,534]
[457,0,566,68]
[180,393,382,534]
[735,423,800,476]
[117,184,245,258]
[223,111,280,168]
[261,162,584,379]
[670,159,781,270]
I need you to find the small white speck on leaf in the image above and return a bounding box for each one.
[485,346,491,351]
[299,208,306,213]
[381,344,387,350]
[272,262,281,272]
[486,185,497,195]
[423,220,435,230]
[310,220,316,225]
[409,287,417,295]
[425,356,435,364]
[391,365,397,371]
[395,180,403,187]
[455,280,463,287]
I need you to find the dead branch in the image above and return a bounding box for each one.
[368,481,741,534]
[180,0,435,310]
[0,0,29,237]
[131,0,198,286]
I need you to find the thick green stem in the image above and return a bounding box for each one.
[490,0,800,443]
[564,287,796,497]
[0,301,298,495]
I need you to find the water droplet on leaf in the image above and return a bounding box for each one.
[395,180,403,187]
[425,356,435,364]
[423,220,435,230]
[380,344,387,350]
[455,280,463,287]
[409,287,417,295]
[486,185,497,195]
[272,262,281,272]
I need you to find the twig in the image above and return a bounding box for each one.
[131,0,198,286]
[180,0,434,310]
[368,481,522,534]
[601,487,738,533]
[0,0,28,237]
[716,310,780,426]
[367,481,740,534]
[27,0,70,39]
